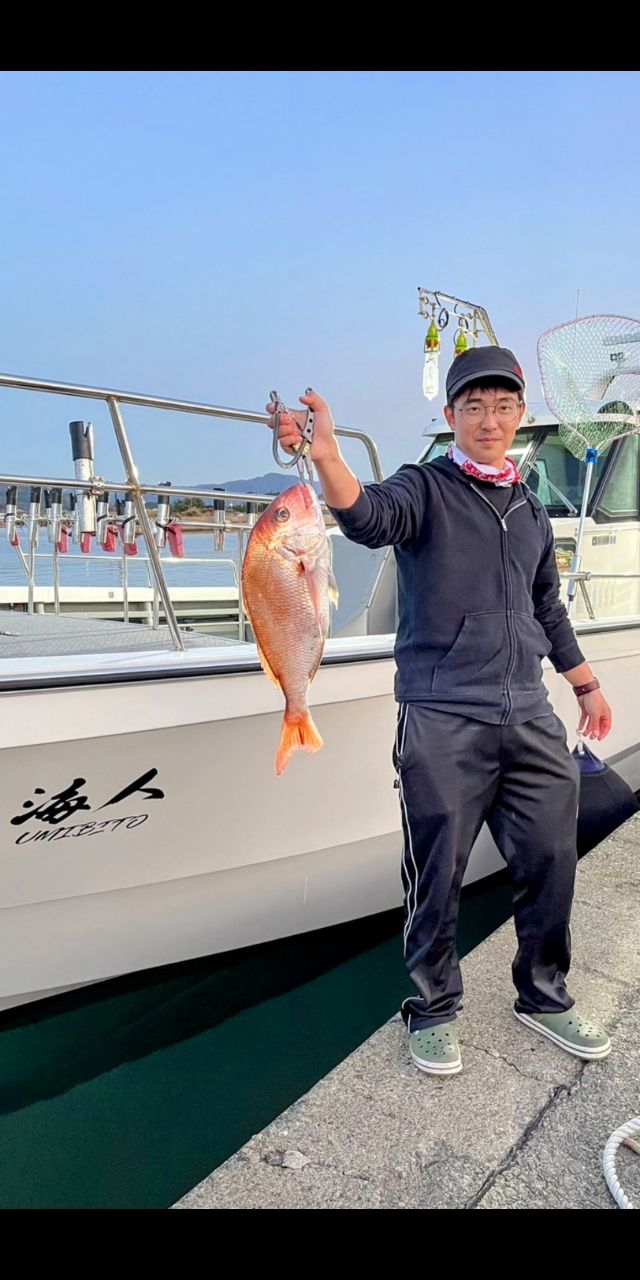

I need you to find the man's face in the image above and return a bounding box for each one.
[444,385,526,466]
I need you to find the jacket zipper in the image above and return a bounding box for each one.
[470,485,528,723]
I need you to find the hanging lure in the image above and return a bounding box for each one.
[454,327,469,357]
[422,318,441,400]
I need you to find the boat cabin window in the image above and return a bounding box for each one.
[422,427,620,521]
[422,437,451,462]
[595,436,640,521]
[524,433,611,516]
[423,428,538,469]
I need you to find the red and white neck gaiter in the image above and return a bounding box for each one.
[447,444,520,487]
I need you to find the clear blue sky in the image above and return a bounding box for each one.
[1,70,639,487]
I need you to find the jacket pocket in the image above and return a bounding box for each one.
[513,612,552,690]
[431,612,510,693]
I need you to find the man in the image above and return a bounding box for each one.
[267,345,613,1077]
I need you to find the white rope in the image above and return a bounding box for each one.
[603,1117,640,1209]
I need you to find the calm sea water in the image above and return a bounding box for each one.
[0,874,515,1210]
[0,531,241,591]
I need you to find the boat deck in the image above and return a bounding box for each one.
[0,611,238,660]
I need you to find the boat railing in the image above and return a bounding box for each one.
[558,572,640,626]
[4,547,241,630]
[0,371,384,651]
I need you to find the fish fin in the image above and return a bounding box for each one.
[255,641,281,691]
[275,710,324,776]
[299,557,326,632]
[326,536,339,607]
[308,650,323,684]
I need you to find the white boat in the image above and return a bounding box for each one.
[1,356,639,1014]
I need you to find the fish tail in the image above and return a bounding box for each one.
[275,709,324,776]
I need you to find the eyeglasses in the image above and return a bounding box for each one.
[457,401,523,424]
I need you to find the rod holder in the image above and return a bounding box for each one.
[213,490,226,551]
[27,485,41,549]
[155,486,171,549]
[5,486,18,545]
[69,492,80,543]
[116,495,138,553]
[47,487,63,545]
[95,489,110,547]
[69,419,96,537]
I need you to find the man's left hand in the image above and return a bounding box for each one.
[578,690,612,741]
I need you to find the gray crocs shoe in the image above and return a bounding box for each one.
[515,1009,611,1060]
[410,1024,462,1075]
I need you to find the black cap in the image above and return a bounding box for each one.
[445,345,525,404]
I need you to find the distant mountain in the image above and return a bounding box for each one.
[145,473,320,507]
[192,472,320,496]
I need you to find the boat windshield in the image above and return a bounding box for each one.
[421,428,611,518]
[525,433,611,516]
[423,427,538,474]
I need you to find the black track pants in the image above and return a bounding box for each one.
[393,706,580,1032]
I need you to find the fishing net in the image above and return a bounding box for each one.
[538,315,640,461]
[537,315,640,614]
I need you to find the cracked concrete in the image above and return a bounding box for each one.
[463,1040,540,1080]
[476,994,640,1209]
[464,1080,576,1209]
[173,814,640,1210]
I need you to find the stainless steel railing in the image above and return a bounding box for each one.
[558,572,640,623]
[0,371,384,650]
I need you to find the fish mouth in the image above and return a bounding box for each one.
[300,484,315,509]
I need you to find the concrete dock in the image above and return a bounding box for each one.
[174,815,640,1210]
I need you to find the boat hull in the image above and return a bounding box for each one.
[1,628,639,1012]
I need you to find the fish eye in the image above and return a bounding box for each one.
[275,507,290,522]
